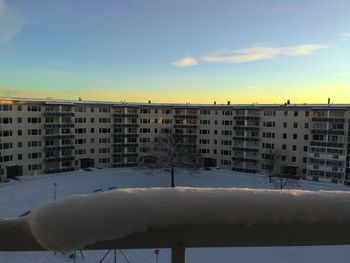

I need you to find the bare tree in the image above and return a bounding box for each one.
[272,166,297,189]
[263,149,280,183]
[262,149,298,189]
[139,133,202,187]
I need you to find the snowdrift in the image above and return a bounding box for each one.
[24,187,350,252]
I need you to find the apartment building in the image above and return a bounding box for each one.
[0,97,349,184]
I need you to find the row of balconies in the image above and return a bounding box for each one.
[173,124,198,129]
[311,130,345,135]
[44,156,75,163]
[310,141,344,148]
[44,123,75,128]
[112,153,138,158]
[113,113,139,118]
[113,134,138,138]
[174,115,197,119]
[44,134,75,139]
[232,137,259,142]
[232,147,259,152]
[233,116,260,121]
[312,117,345,123]
[232,157,259,163]
[44,112,75,117]
[233,126,259,131]
[113,123,139,128]
[44,167,75,174]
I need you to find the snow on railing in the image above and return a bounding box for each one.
[2,187,350,253]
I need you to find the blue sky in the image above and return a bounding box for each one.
[0,0,349,103]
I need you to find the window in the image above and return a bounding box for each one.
[304,146,308,152]
[304,134,309,140]
[284,111,288,116]
[305,123,309,129]
[292,145,297,151]
[293,123,298,128]
[294,111,298,117]
[18,154,22,160]
[292,156,296,162]
[282,155,286,161]
[282,144,286,150]
[283,133,287,139]
[283,122,287,128]
[305,111,309,117]
[293,134,297,139]
[18,130,22,136]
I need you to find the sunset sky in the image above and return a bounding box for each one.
[0,0,349,104]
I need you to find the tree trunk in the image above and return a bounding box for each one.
[171,165,175,187]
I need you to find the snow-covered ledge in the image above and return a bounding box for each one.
[2,187,350,253]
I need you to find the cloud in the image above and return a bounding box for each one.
[171,56,198,67]
[339,32,350,41]
[0,0,25,43]
[201,44,329,63]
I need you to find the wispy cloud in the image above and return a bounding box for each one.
[201,44,329,63]
[171,56,198,67]
[339,32,350,41]
[0,0,26,43]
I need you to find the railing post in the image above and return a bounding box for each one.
[171,247,185,263]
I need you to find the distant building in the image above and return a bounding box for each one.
[0,97,348,183]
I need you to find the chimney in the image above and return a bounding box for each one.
[227,101,230,105]
[287,99,290,105]
[214,101,216,105]
[328,98,330,104]
[148,100,151,104]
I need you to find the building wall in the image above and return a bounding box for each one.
[1,98,349,183]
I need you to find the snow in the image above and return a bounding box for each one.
[2,168,350,262]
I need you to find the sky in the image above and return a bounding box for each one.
[0,0,349,104]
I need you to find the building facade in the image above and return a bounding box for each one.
[0,97,349,183]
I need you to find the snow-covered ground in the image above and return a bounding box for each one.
[1,168,350,262]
